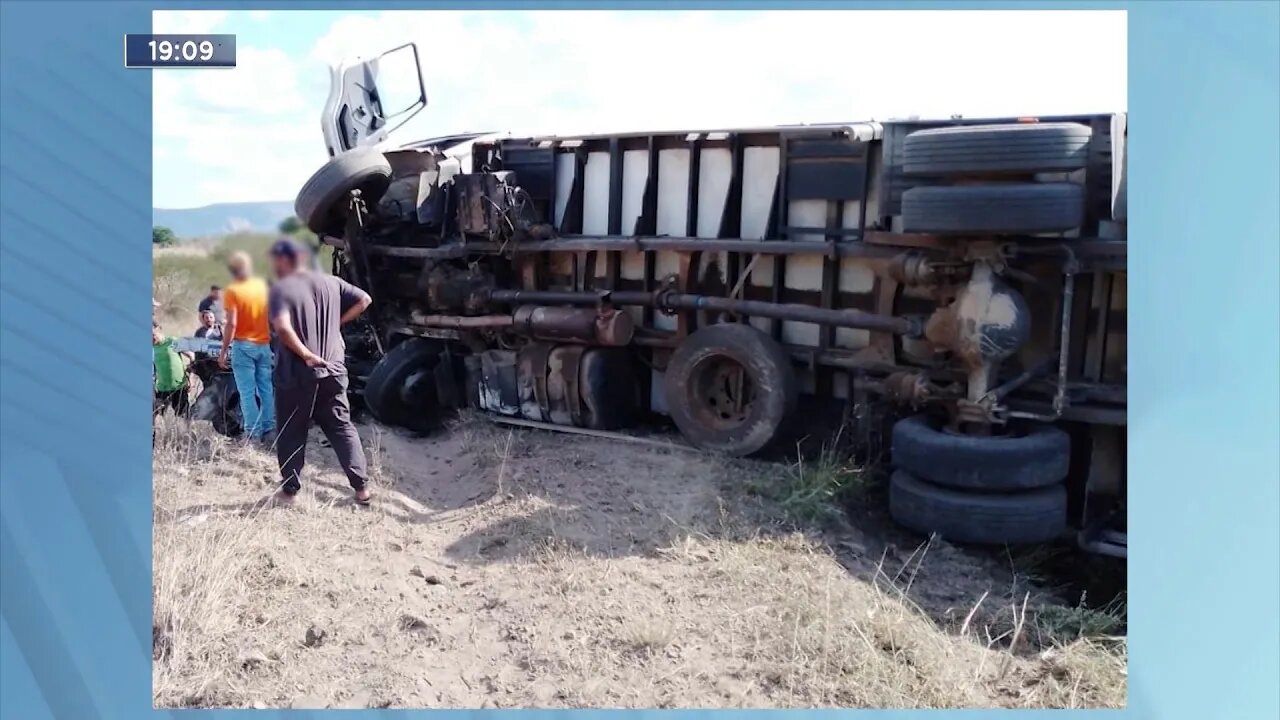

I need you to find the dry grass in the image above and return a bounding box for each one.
[152,414,1125,709]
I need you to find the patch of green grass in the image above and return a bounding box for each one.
[1035,594,1126,644]
[755,441,871,526]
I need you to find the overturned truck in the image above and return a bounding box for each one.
[296,44,1127,555]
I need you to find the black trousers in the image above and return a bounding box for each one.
[153,386,190,417]
[274,374,368,494]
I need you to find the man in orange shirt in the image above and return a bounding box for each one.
[218,251,276,441]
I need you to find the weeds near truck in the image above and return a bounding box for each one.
[755,436,875,526]
[1035,596,1126,644]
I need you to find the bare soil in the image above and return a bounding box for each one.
[152,413,1125,709]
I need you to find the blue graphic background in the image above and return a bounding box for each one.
[1,1,1277,719]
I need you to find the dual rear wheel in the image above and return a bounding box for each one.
[890,121,1084,544]
[889,414,1071,545]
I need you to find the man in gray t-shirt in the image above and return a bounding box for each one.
[266,238,373,505]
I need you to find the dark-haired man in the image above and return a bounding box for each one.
[266,238,373,506]
[198,285,223,321]
[194,309,222,340]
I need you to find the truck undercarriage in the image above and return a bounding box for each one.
[298,47,1126,555]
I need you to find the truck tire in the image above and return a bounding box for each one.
[190,374,243,437]
[903,122,1092,176]
[889,470,1067,545]
[294,148,393,236]
[901,183,1084,234]
[664,323,797,456]
[892,414,1069,490]
[364,338,448,431]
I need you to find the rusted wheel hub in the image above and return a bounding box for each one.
[689,356,756,428]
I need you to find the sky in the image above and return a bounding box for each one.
[152,9,1127,209]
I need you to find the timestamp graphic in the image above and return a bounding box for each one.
[124,34,236,68]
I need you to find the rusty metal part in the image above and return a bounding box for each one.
[422,263,495,314]
[886,252,974,288]
[687,354,756,430]
[388,324,462,342]
[489,287,921,337]
[658,292,921,336]
[924,261,1031,372]
[411,304,635,347]
[455,171,516,238]
[954,398,1003,426]
[513,305,635,346]
[591,307,635,346]
[489,288,655,307]
[882,371,933,406]
[518,343,554,422]
[545,345,585,426]
[887,252,936,286]
[412,313,514,329]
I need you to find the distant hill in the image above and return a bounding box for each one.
[153,201,294,240]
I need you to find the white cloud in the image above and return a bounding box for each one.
[189,47,305,115]
[153,10,228,35]
[153,39,323,207]
[154,10,1126,208]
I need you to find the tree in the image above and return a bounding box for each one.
[278,216,304,235]
[152,226,177,246]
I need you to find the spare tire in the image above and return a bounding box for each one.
[892,414,1070,491]
[294,148,393,236]
[889,470,1067,545]
[903,122,1092,176]
[901,183,1084,234]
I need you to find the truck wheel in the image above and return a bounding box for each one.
[190,375,243,437]
[892,414,1069,490]
[901,183,1084,234]
[294,148,393,236]
[889,470,1067,545]
[364,338,448,431]
[664,323,797,456]
[903,122,1092,176]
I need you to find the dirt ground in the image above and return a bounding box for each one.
[152,413,1125,709]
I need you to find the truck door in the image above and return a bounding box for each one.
[321,42,427,156]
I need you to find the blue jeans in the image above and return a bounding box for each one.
[230,340,275,438]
